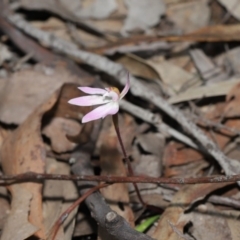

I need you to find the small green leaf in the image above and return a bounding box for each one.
[135,215,160,233]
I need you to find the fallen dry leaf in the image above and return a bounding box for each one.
[44,158,78,240]
[148,57,197,96]
[130,132,164,192]
[186,203,240,240]
[190,48,228,84]
[166,0,210,33]
[122,0,165,33]
[0,186,39,240]
[0,65,88,124]
[168,77,240,104]
[218,0,240,21]
[0,81,93,239]
[42,83,94,154]
[151,183,231,240]
[163,141,204,167]
[216,46,240,76]
[76,0,118,19]
[187,203,233,240]
[42,117,81,153]
[0,90,60,239]
[116,53,160,80]
[225,210,240,240]
[135,132,163,156]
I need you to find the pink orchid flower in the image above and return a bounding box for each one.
[68,78,130,123]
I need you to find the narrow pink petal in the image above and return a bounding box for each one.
[82,102,119,123]
[78,87,107,95]
[68,95,110,106]
[120,73,130,99]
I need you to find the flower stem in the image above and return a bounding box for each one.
[112,114,146,207]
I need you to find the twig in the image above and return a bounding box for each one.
[208,195,240,209]
[5,14,240,176]
[1,171,240,185]
[13,52,33,71]
[50,183,109,240]
[120,100,198,149]
[191,113,240,136]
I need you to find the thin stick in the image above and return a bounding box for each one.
[2,171,240,184]
[50,183,109,240]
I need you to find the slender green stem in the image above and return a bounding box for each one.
[112,114,146,207]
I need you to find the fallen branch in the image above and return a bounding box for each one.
[6,13,239,177]
[0,171,240,185]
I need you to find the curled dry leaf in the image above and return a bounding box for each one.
[116,54,160,81]
[0,186,39,240]
[0,90,59,239]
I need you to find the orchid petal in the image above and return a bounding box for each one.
[82,102,119,123]
[68,95,110,106]
[120,73,130,99]
[78,87,107,95]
